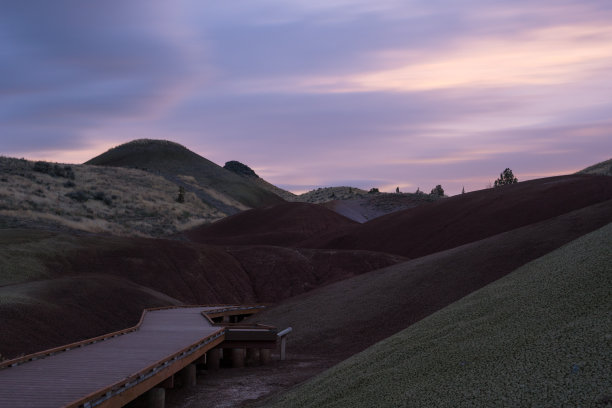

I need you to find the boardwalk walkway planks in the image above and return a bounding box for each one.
[0,306,233,408]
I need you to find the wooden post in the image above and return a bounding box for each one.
[146,387,165,408]
[206,348,220,370]
[259,349,271,365]
[280,336,287,361]
[179,364,196,388]
[159,375,174,389]
[277,327,292,361]
[230,348,245,368]
[246,348,260,366]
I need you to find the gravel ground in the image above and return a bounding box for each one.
[260,222,612,407]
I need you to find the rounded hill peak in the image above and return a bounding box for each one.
[84,139,285,211]
[224,160,259,178]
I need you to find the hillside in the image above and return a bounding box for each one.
[322,192,438,222]
[223,160,297,201]
[295,186,370,203]
[183,202,359,246]
[86,139,284,214]
[0,157,222,237]
[0,229,402,358]
[577,157,612,176]
[249,199,612,358]
[311,174,612,258]
[260,221,612,407]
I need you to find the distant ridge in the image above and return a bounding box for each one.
[86,139,285,215]
[577,157,612,176]
[312,174,612,258]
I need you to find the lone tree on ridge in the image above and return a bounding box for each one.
[430,184,444,197]
[494,168,518,187]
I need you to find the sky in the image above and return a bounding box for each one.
[2,1,611,195]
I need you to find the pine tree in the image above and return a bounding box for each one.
[494,168,518,187]
[430,185,444,196]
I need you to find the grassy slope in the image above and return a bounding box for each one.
[578,157,612,176]
[0,157,222,237]
[85,139,284,212]
[250,199,612,357]
[262,222,612,408]
[294,187,370,203]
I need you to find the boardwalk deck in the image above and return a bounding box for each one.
[0,306,227,408]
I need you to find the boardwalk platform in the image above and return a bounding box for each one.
[0,305,274,408]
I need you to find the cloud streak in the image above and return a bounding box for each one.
[1,0,610,195]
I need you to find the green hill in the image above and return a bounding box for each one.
[260,222,612,407]
[86,139,285,214]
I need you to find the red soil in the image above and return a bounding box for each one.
[252,198,612,358]
[310,175,612,257]
[226,246,405,301]
[182,202,358,246]
[0,231,401,358]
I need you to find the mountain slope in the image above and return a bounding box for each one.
[261,221,612,408]
[0,156,222,237]
[183,202,359,246]
[86,139,284,214]
[577,157,612,176]
[311,174,612,257]
[250,198,612,358]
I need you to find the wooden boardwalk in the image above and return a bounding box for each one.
[0,306,259,408]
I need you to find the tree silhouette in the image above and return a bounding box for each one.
[494,168,518,187]
[430,185,444,196]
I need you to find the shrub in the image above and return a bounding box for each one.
[65,190,91,202]
[369,188,379,194]
[93,191,113,206]
[33,161,75,179]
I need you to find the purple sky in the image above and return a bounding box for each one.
[2,1,611,195]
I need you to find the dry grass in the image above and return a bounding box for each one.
[0,157,223,237]
[294,187,370,203]
[578,157,612,176]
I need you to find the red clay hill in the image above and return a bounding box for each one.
[183,201,359,247]
[183,174,612,259]
[0,229,402,358]
[307,174,612,257]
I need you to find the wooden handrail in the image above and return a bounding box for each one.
[1,304,274,408]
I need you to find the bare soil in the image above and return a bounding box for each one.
[183,202,358,247]
[165,354,338,408]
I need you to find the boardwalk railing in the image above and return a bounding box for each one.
[0,304,274,408]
